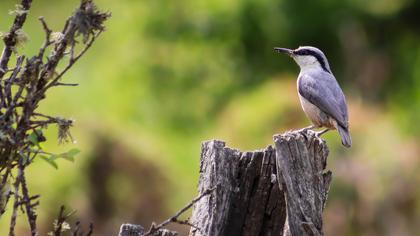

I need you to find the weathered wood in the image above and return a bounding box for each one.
[153,229,178,236]
[118,223,178,236]
[119,224,144,236]
[274,131,331,236]
[189,140,286,236]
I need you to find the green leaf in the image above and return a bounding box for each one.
[28,132,39,146]
[28,129,45,148]
[38,149,80,168]
[40,155,58,169]
[57,148,81,162]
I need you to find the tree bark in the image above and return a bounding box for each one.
[118,224,144,236]
[118,223,178,236]
[274,131,331,236]
[189,131,331,236]
[189,140,286,236]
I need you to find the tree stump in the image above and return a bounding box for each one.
[189,131,331,236]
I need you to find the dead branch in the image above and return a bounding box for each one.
[143,186,216,236]
[0,0,110,234]
[0,0,32,78]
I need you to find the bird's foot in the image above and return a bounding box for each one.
[296,125,315,134]
[314,128,330,137]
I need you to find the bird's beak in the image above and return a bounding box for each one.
[274,47,294,56]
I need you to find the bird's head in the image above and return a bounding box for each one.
[274,46,331,73]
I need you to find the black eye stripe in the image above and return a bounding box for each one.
[294,49,311,56]
[294,49,330,73]
[294,49,320,57]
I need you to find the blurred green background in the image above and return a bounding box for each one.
[1,0,420,235]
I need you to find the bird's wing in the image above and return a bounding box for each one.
[298,73,349,128]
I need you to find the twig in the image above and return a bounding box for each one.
[72,221,81,236]
[52,205,80,236]
[172,218,200,231]
[143,186,217,236]
[54,206,66,236]
[0,0,33,79]
[43,30,102,91]
[8,163,22,236]
[2,56,25,110]
[86,223,94,236]
[19,159,38,235]
[37,16,53,59]
[16,194,39,206]
[54,82,79,87]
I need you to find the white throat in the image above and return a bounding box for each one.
[293,55,323,72]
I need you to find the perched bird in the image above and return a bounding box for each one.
[274,46,352,147]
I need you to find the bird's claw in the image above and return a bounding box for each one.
[296,125,315,134]
[314,128,330,137]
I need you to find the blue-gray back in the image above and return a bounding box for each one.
[297,70,349,129]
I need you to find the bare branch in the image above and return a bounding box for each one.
[53,206,66,236]
[86,223,94,236]
[143,186,216,236]
[54,82,79,87]
[2,56,25,110]
[19,160,38,235]
[8,163,21,236]
[171,218,201,232]
[37,16,53,59]
[0,0,110,234]
[0,0,33,79]
[43,30,102,92]
[37,1,110,92]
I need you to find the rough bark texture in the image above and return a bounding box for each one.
[118,223,178,236]
[274,131,331,236]
[189,140,287,236]
[118,224,145,236]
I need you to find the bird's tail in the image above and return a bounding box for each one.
[336,125,352,148]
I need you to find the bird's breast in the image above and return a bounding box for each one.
[298,94,335,129]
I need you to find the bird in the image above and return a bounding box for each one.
[274,46,352,147]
